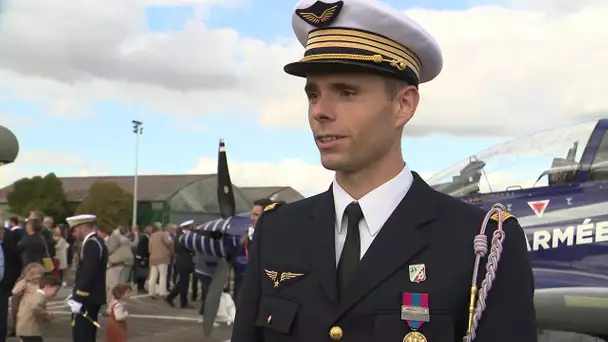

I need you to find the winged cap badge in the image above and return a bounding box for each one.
[295,0,344,28]
[265,269,304,288]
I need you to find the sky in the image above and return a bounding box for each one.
[0,0,607,197]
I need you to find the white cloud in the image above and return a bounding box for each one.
[0,0,607,136]
[0,0,303,122]
[188,156,334,197]
[402,4,608,136]
[0,114,42,128]
[186,157,451,198]
[0,150,110,188]
[135,0,233,4]
[505,0,605,12]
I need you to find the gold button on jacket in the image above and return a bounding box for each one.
[329,326,343,340]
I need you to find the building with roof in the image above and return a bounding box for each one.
[240,186,305,203]
[0,174,304,225]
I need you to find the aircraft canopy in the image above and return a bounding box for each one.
[427,120,600,196]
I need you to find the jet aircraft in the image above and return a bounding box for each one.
[427,118,608,339]
[183,119,608,340]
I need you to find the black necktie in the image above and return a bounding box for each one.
[337,201,363,296]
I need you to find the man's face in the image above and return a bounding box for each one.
[43,217,53,229]
[75,224,95,240]
[250,205,264,226]
[305,72,415,172]
[75,226,85,240]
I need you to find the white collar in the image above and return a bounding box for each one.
[333,164,414,236]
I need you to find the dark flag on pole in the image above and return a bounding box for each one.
[204,138,236,337]
[217,138,236,218]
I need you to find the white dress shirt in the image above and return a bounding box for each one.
[333,164,414,266]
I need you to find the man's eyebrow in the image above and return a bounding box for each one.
[304,81,363,93]
[329,82,362,91]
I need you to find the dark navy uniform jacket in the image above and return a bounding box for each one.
[72,232,108,307]
[231,172,537,342]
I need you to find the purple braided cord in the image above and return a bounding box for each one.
[463,203,507,342]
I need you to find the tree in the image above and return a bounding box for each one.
[75,181,133,229]
[7,173,71,221]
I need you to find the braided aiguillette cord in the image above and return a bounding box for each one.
[463,203,507,342]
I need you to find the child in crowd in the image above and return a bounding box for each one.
[105,283,132,342]
[52,224,69,286]
[16,275,61,342]
[10,263,46,337]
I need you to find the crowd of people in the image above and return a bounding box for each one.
[0,210,71,342]
[0,197,274,341]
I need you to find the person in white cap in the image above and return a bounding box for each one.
[231,0,536,341]
[180,220,194,229]
[165,220,195,308]
[66,214,108,342]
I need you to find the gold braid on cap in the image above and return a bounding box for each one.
[301,28,421,79]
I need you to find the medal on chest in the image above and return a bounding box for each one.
[401,292,429,342]
[403,331,426,342]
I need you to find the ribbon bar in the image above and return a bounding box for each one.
[401,292,430,329]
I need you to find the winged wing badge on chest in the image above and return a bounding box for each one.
[264,269,304,289]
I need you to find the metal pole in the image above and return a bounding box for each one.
[132,121,143,229]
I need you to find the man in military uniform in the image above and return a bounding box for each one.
[231,0,537,341]
[67,214,108,342]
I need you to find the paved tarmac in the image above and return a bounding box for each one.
[8,286,233,342]
[7,285,604,341]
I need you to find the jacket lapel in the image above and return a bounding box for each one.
[333,172,439,317]
[300,186,339,303]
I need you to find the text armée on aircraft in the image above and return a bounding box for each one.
[526,220,608,251]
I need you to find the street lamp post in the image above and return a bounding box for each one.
[132,120,143,229]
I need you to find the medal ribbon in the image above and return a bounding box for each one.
[402,292,428,330]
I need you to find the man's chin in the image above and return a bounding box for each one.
[320,156,346,172]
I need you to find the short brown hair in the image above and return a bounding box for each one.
[29,211,45,220]
[112,283,132,299]
[39,275,61,289]
[383,78,411,100]
[27,217,42,233]
[253,198,273,208]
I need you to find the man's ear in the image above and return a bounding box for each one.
[395,86,419,128]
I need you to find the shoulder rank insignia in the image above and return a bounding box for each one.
[490,211,515,222]
[264,269,304,289]
[264,202,281,212]
[296,0,343,28]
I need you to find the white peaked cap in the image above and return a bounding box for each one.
[66,214,97,229]
[284,0,443,84]
[180,220,194,227]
